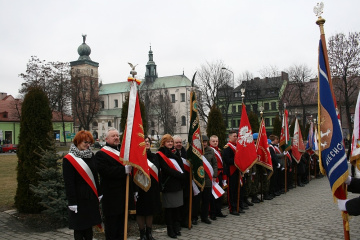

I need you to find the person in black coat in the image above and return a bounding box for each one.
[95,128,132,240]
[63,130,102,240]
[157,134,185,239]
[338,175,360,215]
[135,136,161,240]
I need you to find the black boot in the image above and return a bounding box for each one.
[146,227,155,240]
[140,229,148,240]
[167,226,177,238]
[251,195,261,203]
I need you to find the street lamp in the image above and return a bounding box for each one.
[221,67,235,88]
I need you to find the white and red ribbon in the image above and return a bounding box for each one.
[65,153,98,197]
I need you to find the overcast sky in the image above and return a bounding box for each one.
[1,0,359,98]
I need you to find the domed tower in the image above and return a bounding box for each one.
[70,35,100,131]
[145,46,158,83]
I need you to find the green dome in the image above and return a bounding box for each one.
[77,35,91,61]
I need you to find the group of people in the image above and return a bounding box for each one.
[62,128,329,240]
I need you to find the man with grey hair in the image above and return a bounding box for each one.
[173,135,191,228]
[95,127,132,240]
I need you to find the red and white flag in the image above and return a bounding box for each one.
[234,103,258,173]
[256,118,273,178]
[120,78,150,191]
[291,118,305,163]
[351,90,360,170]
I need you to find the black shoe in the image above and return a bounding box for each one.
[264,194,273,200]
[167,226,177,238]
[274,191,281,196]
[238,208,245,213]
[140,229,147,240]
[240,203,249,210]
[216,213,227,218]
[191,219,198,225]
[210,215,217,220]
[245,198,254,206]
[201,218,212,224]
[251,197,261,204]
[230,211,239,216]
[146,227,155,240]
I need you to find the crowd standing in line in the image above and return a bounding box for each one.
[63,129,323,240]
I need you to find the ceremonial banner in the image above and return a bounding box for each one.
[350,91,360,170]
[187,90,205,190]
[318,38,348,199]
[256,118,273,178]
[306,122,314,152]
[291,118,305,163]
[234,103,258,173]
[280,109,291,152]
[120,79,151,191]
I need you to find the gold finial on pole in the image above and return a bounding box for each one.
[314,2,325,34]
[259,105,264,119]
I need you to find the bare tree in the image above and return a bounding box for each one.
[328,32,360,136]
[19,57,72,143]
[151,88,177,135]
[71,72,100,131]
[195,60,233,124]
[258,65,280,79]
[286,64,314,127]
[236,70,254,87]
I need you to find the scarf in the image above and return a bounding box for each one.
[69,143,93,159]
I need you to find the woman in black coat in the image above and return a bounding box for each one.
[157,134,185,238]
[136,136,161,240]
[63,130,102,240]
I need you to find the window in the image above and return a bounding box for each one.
[171,94,175,103]
[100,101,104,109]
[238,105,241,113]
[3,111,8,118]
[92,121,98,127]
[252,104,258,112]
[232,106,236,113]
[271,102,276,110]
[272,118,275,126]
[108,121,112,127]
[151,129,155,136]
[265,118,270,127]
[114,99,118,108]
[232,120,236,128]
[237,119,240,126]
[181,93,185,102]
[224,120,228,128]
[181,116,186,126]
[264,102,269,110]
[246,105,251,112]
[151,121,155,127]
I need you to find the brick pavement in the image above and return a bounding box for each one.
[1,176,359,240]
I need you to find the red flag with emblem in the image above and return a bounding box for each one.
[291,118,305,163]
[234,103,258,173]
[120,78,150,191]
[256,118,273,178]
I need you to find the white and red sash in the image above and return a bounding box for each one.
[181,157,200,196]
[101,146,124,166]
[157,151,183,173]
[148,159,159,182]
[64,153,98,197]
[210,146,223,169]
[203,156,224,199]
[269,144,281,154]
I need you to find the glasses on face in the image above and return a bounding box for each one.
[84,141,91,145]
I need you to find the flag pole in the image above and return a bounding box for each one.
[124,174,129,240]
[188,165,193,229]
[315,5,350,239]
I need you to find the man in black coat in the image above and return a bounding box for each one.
[95,128,132,240]
[338,175,360,216]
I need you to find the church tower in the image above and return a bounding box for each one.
[145,46,158,83]
[70,35,100,131]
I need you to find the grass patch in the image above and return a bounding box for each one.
[0,154,17,211]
